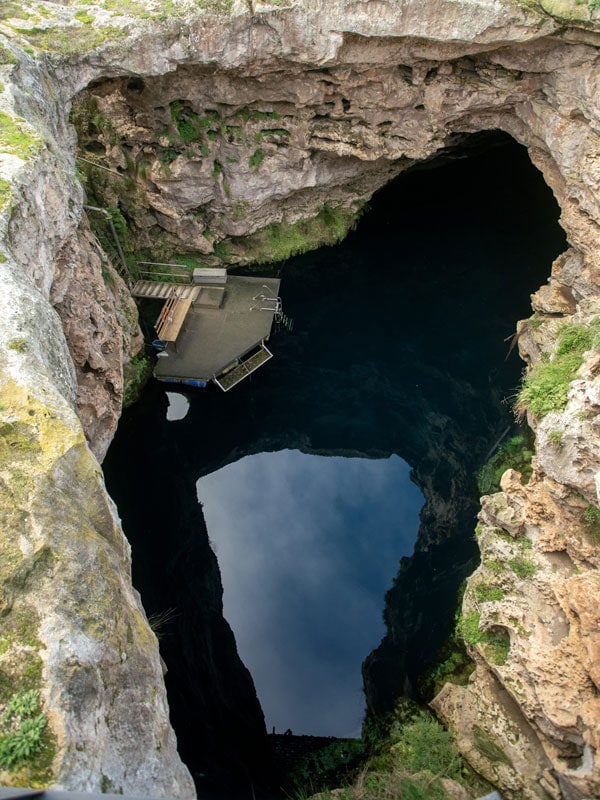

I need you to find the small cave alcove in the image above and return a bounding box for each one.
[102,131,567,799]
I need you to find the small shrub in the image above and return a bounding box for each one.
[457,611,483,645]
[123,355,151,407]
[582,504,600,526]
[547,428,564,448]
[0,44,17,64]
[7,337,27,353]
[0,715,46,769]
[582,504,600,544]
[248,148,265,170]
[213,241,228,260]
[508,556,536,578]
[289,739,365,795]
[516,318,600,419]
[482,629,510,665]
[160,148,178,164]
[74,9,94,23]
[0,690,46,771]
[458,612,511,664]
[485,558,504,574]
[392,711,461,779]
[475,583,504,602]
[2,689,40,722]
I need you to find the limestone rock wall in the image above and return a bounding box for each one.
[2,0,600,795]
[0,43,193,795]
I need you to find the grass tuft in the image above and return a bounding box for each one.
[516,318,600,419]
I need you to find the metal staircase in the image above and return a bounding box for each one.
[131,281,200,300]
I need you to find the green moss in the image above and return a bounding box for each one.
[0,421,41,469]
[0,179,12,211]
[0,112,42,160]
[457,611,483,645]
[476,429,534,495]
[508,556,536,578]
[123,355,151,408]
[457,612,510,665]
[288,738,365,795]
[0,3,31,21]
[7,337,28,353]
[170,100,206,144]
[482,628,510,665]
[547,428,564,448]
[14,25,127,55]
[474,583,504,602]
[261,128,290,137]
[248,148,265,170]
[517,318,600,418]
[0,43,17,64]
[582,504,600,543]
[236,108,280,121]
[418,636,475,699]
[70,96,113,137]
[472,725,513,766]
[228,203,364,265]
[232,200,249,219]
[74,9,94,23]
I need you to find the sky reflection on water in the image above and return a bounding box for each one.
[196,449,424,737]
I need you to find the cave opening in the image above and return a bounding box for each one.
[102,131,566,799]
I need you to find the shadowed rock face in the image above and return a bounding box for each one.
[2,0,600,795]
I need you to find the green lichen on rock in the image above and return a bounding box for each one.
[476,430,535,495]
[12,25,128,55]
[0,379,86,786]
[472,725,513,767]
[457,612,511,666]
[0,112,42,160]
[123,355,152,408]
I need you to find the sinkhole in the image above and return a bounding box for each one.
[103,132,566,799]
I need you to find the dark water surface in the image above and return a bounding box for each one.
[103,135,566,787]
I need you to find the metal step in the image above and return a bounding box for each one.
[131,280,200,300]
[213,344,273,392]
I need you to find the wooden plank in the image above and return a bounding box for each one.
[158,298,193,341]
[155,290,180,337]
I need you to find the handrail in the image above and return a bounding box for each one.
[137,270,191,284]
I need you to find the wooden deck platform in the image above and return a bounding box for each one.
[153,276,281,389]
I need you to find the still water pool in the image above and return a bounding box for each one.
[196,450,423,737]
